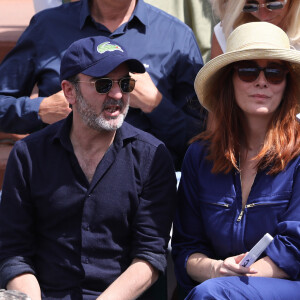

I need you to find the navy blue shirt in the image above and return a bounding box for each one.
[0,114,177,299]
[0,0,204,169]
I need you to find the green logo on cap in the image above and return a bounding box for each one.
[97,42,124,54]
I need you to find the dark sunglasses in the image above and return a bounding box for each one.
[243,0,287,13]
[77,77,136,94]
[234,61,288,84]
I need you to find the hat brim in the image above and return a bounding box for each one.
[195,48,300,112]
[82,54,145,78]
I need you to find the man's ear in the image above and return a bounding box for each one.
[61,80,77,105]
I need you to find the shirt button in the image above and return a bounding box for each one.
[82,224,90,231]
[82,257,89,264]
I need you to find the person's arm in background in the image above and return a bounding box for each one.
[210,32,223,59]
[0,13,71,134]
[38,91,71,125]
[129,72,162,113]
[147,28,205,168]
[207,23,225,130]
[184,0,218,63]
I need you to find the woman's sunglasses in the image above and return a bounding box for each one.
[234,61,288,84]
[76,77,136,94]
[243,0,287,13]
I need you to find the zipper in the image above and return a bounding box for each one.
[237,209,244,222]
[210,203,230,208]
[200,200,231,208]
[236,200,288,222]
[245,201,287,208]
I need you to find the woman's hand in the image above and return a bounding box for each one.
[187,252,257,283]
[211,253,258,278]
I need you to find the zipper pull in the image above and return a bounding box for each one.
[237,209,244,222]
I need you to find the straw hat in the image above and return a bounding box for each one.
[194,22,300,112]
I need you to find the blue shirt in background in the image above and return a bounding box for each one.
[0,114,177,299]
[0,0,204,169]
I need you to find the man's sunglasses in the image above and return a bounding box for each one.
[76,77,136,94]
[243,0,287,13]
[234,61,288,84]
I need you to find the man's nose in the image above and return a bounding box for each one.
[107,81,123,99]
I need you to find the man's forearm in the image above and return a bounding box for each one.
[97,258,159,300]
[7,273,41,300]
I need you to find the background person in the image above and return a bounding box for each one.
[172,22,300,299]
[0,0,204,170]
[210,0,300,58]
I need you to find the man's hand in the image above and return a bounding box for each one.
[129,72,162,113]
[38,90,72,124]
[211,253,257,278]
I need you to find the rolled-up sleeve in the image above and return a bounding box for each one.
[0,15,46,133]
[130,144,177,272]
[0,141,36,287]
[172,143,213,291]
[266,164,300,279]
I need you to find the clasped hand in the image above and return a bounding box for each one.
[129,72,162,113]
[39,90,72,124]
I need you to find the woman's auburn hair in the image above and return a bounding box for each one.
[192,63,300,175]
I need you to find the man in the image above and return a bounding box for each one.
[0,0,204,170]
[0,36,177,300]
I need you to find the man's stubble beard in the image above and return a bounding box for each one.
[75,86,129,132]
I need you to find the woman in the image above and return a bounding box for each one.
[210,0,300,58]
[172,22,300,299]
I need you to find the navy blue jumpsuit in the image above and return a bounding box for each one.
[172,141,300,299]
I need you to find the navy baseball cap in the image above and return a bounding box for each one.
[60,36,145,82]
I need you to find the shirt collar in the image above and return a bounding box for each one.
[131,0,148,27]
[52,113,138,152]
[79,0,148,30]
[114,122,139,149]
[79,0,91,30]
